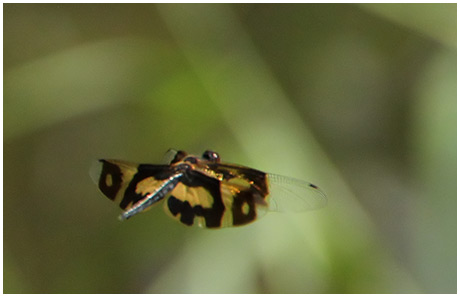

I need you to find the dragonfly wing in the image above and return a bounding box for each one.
[91,159,174,212]
[267,173,327,212]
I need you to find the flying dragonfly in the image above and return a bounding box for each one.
[90,150,326,228]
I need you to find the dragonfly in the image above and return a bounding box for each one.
[90,150,326,228]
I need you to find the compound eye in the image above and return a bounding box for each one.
[202,150,220,162]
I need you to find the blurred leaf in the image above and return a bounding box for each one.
[4,37,160,141]
[4,4,454,294]
[409,48,456,293]
[360,3,456,48]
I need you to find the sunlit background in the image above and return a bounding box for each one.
[4,3,456,293]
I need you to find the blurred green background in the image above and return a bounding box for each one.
[4,3,456,293]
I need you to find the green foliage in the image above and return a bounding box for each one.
[4,3,456,293]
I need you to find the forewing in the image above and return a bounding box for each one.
[210,163,325,214]
[267,173,327,212]
[219,175,270,227]
[207,163,271,227]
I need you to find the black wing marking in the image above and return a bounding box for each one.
[91,159,175,213]
[163,170,225,228]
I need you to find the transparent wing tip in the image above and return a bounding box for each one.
[89,159,104,185]
[162,148,178,164]
[267,174,327,212]
[308,183,327,206]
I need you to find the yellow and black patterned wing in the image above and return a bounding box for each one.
[90,159,174,214]
[162,169,225,228]
[161,165,270,228]
[91,156,326,229]
[207,163,326,226]
[191,163,270,228]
